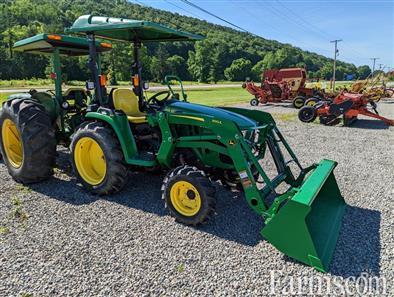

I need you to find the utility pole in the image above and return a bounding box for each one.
[370,57,379,79]
[330,39,342,91]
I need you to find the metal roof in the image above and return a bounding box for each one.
[65,15,204,43]
[13,33,112,56]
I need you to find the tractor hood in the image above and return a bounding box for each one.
[166,101,257,129]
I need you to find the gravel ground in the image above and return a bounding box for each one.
[0,100,393,296]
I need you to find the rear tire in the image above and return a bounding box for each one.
[0,98,56,183]
[250,98,259,106]
[70,121,128,195]
[292,96,305,109]
[162,165,216,226]
[298,106,317,123]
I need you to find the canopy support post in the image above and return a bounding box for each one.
[52,48,65,134]
[132,41,144,112]
[52,48,63,101]
[87,33,104,106]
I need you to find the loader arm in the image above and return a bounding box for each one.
[155,105,346,272]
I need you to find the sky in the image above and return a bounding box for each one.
[130,0,394,70]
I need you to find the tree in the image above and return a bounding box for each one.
[209,42,229,83]
[150,45,169,82]
[335,66,347,81]
[224,58,252,81]
[166,55,187,79]
[320,63,333,80]
[357,65,371,79]
[187,40,215,83]
[261,52,276,69]
[273,47,301,68]
[251,60,265,81]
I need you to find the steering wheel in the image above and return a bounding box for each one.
[147,90,171,105]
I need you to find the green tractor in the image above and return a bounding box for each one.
[0,15,347,272]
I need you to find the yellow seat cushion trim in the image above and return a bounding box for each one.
[127,116,147,124]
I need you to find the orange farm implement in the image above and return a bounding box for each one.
[298,92,394,126]
[242,79,292,106]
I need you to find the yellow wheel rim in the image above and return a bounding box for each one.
[1,119,23,168]
[294,99,304,107]
[307,100,316,107]
[170,181,201,216]
[74,137,107,186]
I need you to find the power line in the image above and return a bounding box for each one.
[228,0,333,55]
[163,0,201,18]
[182,0,333,57]
[132,0,145,6]
[133,0,185,30]
[227,1,295,40]
[268,0,368,61]
[180,0,356,67]
[139,0,369,67]
[180,0,249,33]
[274,0,330,41]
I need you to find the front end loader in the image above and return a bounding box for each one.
[162,103,346,272]
[0,15,347,272]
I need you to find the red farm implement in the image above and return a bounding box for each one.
[242,79,291,106]
[244,67,327,108]
[266,68,328,107]
[298,92,394,126]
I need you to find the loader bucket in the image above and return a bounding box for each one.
[261,159,346,272]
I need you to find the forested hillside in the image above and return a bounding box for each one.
[0,0,371,83]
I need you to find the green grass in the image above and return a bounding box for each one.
[0,87,249,106]
[159,87,250,106]
[177,263,185,273]
[0,79,240,89]
[0,93,12,104]
[0,226,10,235]
[0,79,53,88]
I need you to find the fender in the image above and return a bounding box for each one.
[85,111,138,162]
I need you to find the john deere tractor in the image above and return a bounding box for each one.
[0,16,347,272]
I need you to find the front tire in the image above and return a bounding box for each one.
[0,98,56,183]
[162,165,216,226]
[250,98,259,106]
[298,106,317,123]
[70,121,128,195]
